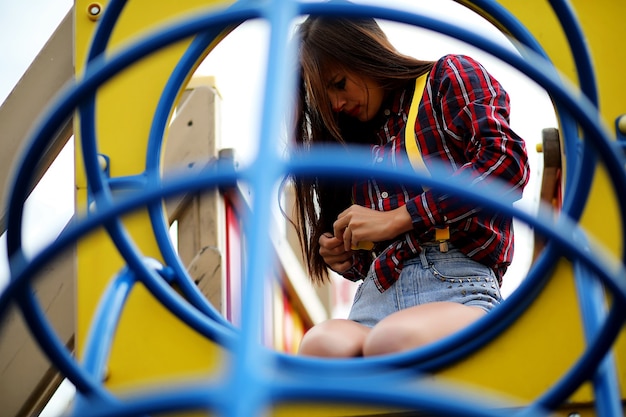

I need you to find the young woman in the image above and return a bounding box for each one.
[290,15,529,357]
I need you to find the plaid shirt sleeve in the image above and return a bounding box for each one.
[340,251,370,282]
[405,54,530,235]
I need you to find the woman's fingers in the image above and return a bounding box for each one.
[334,204,411,249]
[319,232,353,273]
[330,258,353,274]
[333,218,348,241]
[334,215,361,251]
[343,225,352,251]
[319,233,343,251]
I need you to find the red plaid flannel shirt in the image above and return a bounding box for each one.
[341,54,530,292]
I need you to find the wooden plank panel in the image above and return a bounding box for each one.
[0,246,75,417]
[0,11,73,232]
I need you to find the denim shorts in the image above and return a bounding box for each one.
[347,244,502,328]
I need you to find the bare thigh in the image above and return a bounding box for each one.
[363,301,486,356]
[298,318,371,358]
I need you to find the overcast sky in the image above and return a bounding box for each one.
[0,1,73,104]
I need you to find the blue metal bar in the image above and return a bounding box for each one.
[77,0,126,208]
[144,24,240,327]
[84,0,128,63]
[3,149,626,416]
[2,1,625,416]
[14,284,114,399]
[467,1,590,226]
[61,368,547,417]
[83,0,231,326]
[541,3,621,414]
[0,6,254,395]
[0,0,620,360]
[465,0,547,57]
[518,305,626,416]
[4,3,260,258]
[4,144,624,366]
[71,267,136,413]
[572,261,623,417]
[548,0,598,104]
[4,167,242,343]
[221,1,303,415]
[105,175,148,191]
[4,0,616,322]
[294,1,626,382]
[546,0,600,242]
[81,267,137,381]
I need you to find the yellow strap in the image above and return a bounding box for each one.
[435,227,450,241]
[405,74,429,176]
[405,74,450,243]
[352,241,375,251]
[352,73,447,252]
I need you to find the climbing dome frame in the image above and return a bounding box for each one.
[1,0,626,416]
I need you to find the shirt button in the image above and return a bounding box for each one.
[381,191,389,199]
[384,109,391,116]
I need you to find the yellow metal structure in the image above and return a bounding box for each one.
[74,0,234,391]
[74,0,625,414]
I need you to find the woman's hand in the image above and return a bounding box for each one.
[319,233,354,274]
[334,205,413,251]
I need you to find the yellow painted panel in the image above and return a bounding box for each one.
[458,0,626,406]
[463,0,578,82]
[437,260,590,404]
[272,404,406,417]
[74,0,234,392]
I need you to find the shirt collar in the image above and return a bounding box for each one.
[378,81,413,121]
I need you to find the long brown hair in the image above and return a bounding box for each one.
[291,14,434,285]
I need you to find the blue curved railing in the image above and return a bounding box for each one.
[1,0,625,416]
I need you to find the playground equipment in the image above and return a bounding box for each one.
[1,0,625,416]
